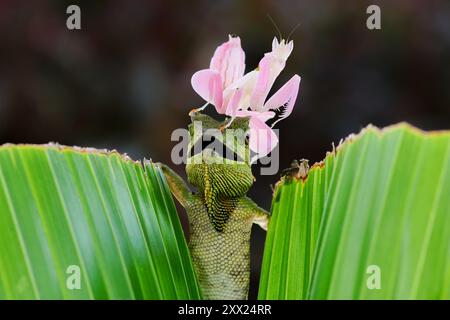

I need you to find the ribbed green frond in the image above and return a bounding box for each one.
[259,124,450,299]
[0,144,201,299]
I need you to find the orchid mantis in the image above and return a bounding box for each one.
[191,35,301,160]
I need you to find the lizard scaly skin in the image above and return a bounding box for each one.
[159,113,269,299]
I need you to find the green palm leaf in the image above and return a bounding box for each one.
[259,123,450,299]
[0,144,201,299]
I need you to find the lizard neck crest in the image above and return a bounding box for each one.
[202,164,241,232]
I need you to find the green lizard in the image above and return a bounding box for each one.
[158,112,270,300]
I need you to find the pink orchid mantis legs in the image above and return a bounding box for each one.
[190,35,301,160]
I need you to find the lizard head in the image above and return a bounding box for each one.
[186,112,254,198]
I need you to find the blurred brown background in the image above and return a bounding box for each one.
[0,0,449,299]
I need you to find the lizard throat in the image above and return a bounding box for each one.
[202,165,239,232]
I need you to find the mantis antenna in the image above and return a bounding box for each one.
[267,14,302,42]
[287,22,302,42]
[267,14,283,40]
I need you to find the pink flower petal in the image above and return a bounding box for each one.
[263,74,301,126]
[248,115,279,159]
[224,88,243,116]
[191,69,223,112]
[210,35,245,89]
[248,38,294,111]
[272,37,279,51]
[223,69,258,110]
[249,55,271,111]
[236,110,275,122]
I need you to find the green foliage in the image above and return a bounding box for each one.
[259,124,450,299]
[0,144,201,299]
[1,122,449,300]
